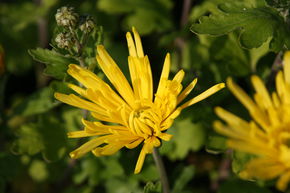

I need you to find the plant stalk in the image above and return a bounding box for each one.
[153,148,170,193]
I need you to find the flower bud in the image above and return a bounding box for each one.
[79,15,95,33]
[55,32,75,49]
[55,6,79,28]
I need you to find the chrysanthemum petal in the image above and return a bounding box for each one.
[155,53,171,98]
[132,27,144,58]
[97,45,136,108]
[177,78,198,105]
[277,170,290,191]
[54,93,107,114]
[283,51,290,84]
[69,136,107,159]
[179,83,225,109]
[134,144,147,174]
[251,76,272,109]
[126,138,144,149]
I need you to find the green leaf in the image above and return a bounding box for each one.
[144,181,162,193]
[97,0,173,35]
[209,35,251,76]
[191,2,287,51]
[206,133,227,154]
[29,160,48,182]
[169,118,206,160]
[12,115,67,161]
[28,48,77,79]
[218,179,272,193]
[13,87,58,116]
[232,151,254,176]
[172,165,195,193]
[12,123,44,155]
[39,116,67,161]
[73,156,101,186]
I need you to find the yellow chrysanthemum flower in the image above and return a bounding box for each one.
[214,51,290,191]
[55,28,225,174]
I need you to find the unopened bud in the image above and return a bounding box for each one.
[79,16,95,33]
[55,32,75,49]
[55,6,79,28]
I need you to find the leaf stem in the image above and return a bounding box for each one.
[153,148,170,193]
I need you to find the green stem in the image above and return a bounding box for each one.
[152,148,170,193]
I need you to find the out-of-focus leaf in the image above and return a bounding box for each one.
[136,164,159,182]
[232,151,254,176]
[97,0,173,35]
[0,153,21,180]
[28,48,77,79]
[144,181,162,193]
[172,165,195,193]
[105,177,141,193]
[13,87,58,116]
[265,0,290,8]
[169,118,206,160]
[61,108,83,132]
[205,133,227,154]
[12,115,67,161]
[73,156,101,186]
[218,179,272,193]
[101,157,124,179]
[191,2,287,51]
[50,80,71,95]
[39,116,67,161]
[0,0,57,31]
[12,123,44,155]
[29,160,48,182]
[209,35,250,77]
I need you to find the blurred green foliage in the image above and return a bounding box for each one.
[1,0,289,192]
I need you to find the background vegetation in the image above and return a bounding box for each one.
[0,0,289,192]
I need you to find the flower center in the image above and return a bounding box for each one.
[129,107,162,138]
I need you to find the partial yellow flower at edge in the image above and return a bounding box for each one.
[55,27,225,174]
[214,51,290,191]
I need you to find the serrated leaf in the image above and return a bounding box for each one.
[13,87,58,116]
[29,48,77,79]
[191,3,287,51]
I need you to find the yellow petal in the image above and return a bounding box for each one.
[134,144,147,174]
[54,93,107,114]
[69,136,107,159]
[132,27,144,58]
[96,45,136,108]
[177,78,198,105]
[155,53,171,98]
[283,51,290,84]
[227,78,257,112]
[67,130,103,138]
[126,138,144,149]
[277,170,290,191]
[251,75,272,109]
[179,83,225,109]
[126,32,137,57]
